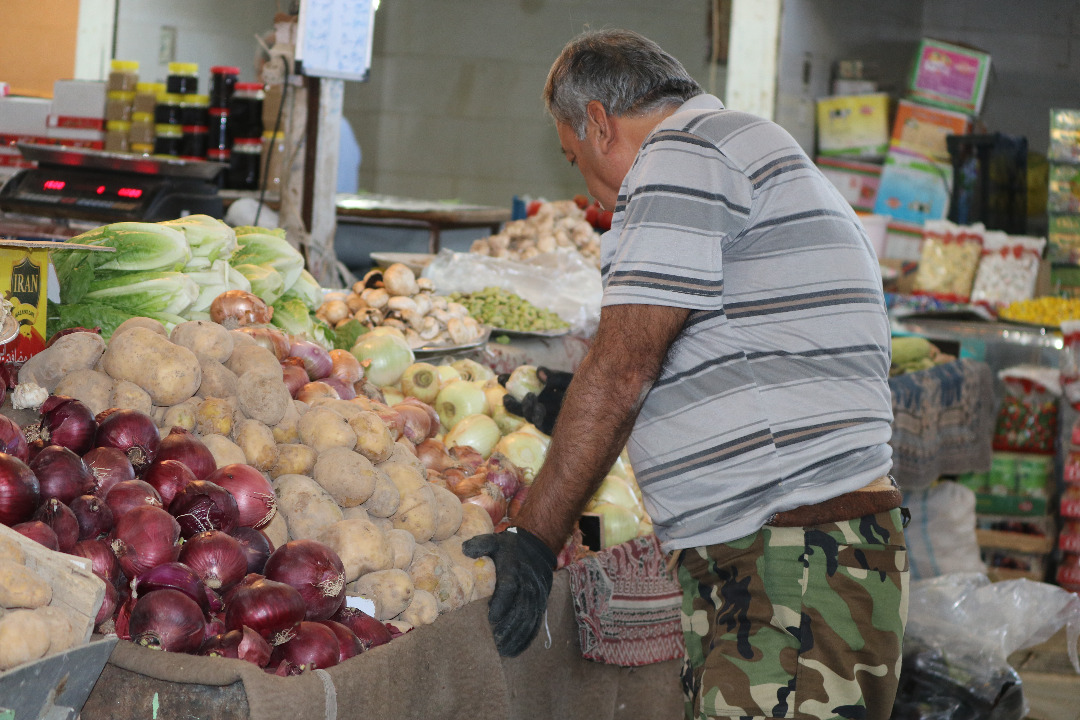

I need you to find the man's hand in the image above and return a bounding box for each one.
[462,527,557,657]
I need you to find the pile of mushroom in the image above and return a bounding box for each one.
[316,263,485,350]
[469,200,601,268]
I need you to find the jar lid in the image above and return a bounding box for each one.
[262,131,286,140]
[211,66,241,75]
[158,93,184,105]
[207,149,231,161]
[182,94,210,106]
[136,82,165,95]
[233,137,263,148]
[168,62,199,75]
[131,112,154,123]
[155,123,183,137]
[106,120,132,132]
[130,143,155,154]
[110,59,140,72]
[234,82,265,92]
[107,90,136,101]
[209,107,230,117]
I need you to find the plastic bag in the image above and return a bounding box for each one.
[991,365,1061,454]
[969,232,1046,310]
[421,248,602,336]
[912,221,985,303]
[903,482,986,581]
[894,572,1080,720]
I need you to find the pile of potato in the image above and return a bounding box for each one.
[15,318,495,630]
[469,200,601,268]
[0,531,85,671]
[316,263,485,350]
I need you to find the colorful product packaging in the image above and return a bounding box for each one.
[815,93,891,160]
[1049,108,1080,165]
[907,38,992,116]
[890,99,973,162]
[1048,214,1080,265]
[969,231,1046,311]
[1048,163,1080,214]
[872,148,952,226]
[815,156,882,212]
[911,220,984,303]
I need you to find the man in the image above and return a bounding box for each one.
[464,29,908,720]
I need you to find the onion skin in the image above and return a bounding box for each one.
[69,494,115,540]
[463,482,508,525]
[482,453,523,500]
[210,290,274,327]
[205,464,276,529]
[128,588,206,653]
[95,580,119,628]
[135,561,211,613]
[154,427,217,480]
[110,505,181,579]
[317,619,364,662]
[235,326,289,359]
[169,480,240,539]
[396,397,441,435]
[264,540,346,621]
[13,520,60,551]
[83,446,135,498]
[26,395,97,456]
[268,621,340,672]
[95,409,161,475]
[178,531,248,592]
[224,576,307,646]
[448,445,484,475]
[0,452,40,525]
[104,479,164,519]
[508,483,529,521]
[0,415,29,461]
[70,538,123,587]
[200,627,272,666]
[30,445,96,505]
[330,606,393,650]
[32,498,80,552]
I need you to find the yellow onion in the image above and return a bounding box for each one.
[492,430,548,483]
[443,414,500,459]
[400,362,441,404]
[590,502,639,548]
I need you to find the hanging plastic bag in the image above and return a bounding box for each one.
[991,365,1061,454]
[969,232,1046,311]
[912,220,985,303]
[421,248,602,336]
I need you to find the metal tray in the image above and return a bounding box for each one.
[489,326,571,339]
[412,325,492,356]
[16,142,227,180]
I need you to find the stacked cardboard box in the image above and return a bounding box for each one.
[1048,110,1080,280]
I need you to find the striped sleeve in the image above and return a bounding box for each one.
[600,130,751,311]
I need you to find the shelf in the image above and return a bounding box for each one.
[891,312,1063,349]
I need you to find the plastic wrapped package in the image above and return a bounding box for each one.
[969,232,1046,311]
[893,572,1080,720]
[991,365,1061,454]
[421,248,602,336]
[912,221,985,303]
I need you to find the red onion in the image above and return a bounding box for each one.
[143,459,197,508]
[0,453,40,525]
[169,480,239,538]
[375,407,404,440]
[295,381,339,405]
[483,453,523,500]
[154,427,217,480]
[322,377,356,401]
[204,615,226,640]
[222,572,264,606]
[110,505,181,578]
[235,326,289,359]
[96,580,119,628]
[317,619,364,662]
[394,404,432,444]
[330,606,393,650]
[290,340,333,380]
[128,588,206,653]
[224,576,307,646]
[200,627,272,666]
[328,349,363,386]
[206,464,275,529]
[105,479,164,518]
[70,538,123,586]
[83,446,135,497]
[397,398,441,437]
[508,483,529,521]
[444,467,487,500]
[229,526,274,574]
[29,445,95,504]
[464,482,508,525]
[281,364,308,398]
[45,326,100,347]
[0,415,29,461]
[384,621,412,639]
[178,531,248,592]
[205,586,225,615]
[25,395,97,456]
[69,494,115,540]
[135,561,210,612]
[13,520,59,550]
[95,409,160,474]
[114,592,135,640]
[32,498,79,552]
[268,621,340,672]
[263,540,346,621]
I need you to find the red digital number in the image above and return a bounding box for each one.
[42,180,66,191]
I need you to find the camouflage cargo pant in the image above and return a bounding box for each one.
[677,508,909,720]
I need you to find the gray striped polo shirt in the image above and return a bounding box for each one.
[602,94,893,551]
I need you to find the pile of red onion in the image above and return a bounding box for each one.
[0,396,396,672]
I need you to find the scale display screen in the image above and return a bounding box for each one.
[0,167,168,221]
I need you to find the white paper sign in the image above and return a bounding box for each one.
[296,0,376,81]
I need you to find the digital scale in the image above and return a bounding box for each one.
[0,143,227,223]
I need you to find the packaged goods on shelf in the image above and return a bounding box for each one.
[872,148,952,226]
[1048,214,1080,265]
[815,156,882,212]
[890,99,973,163]
[991,366,1061,455]
[969,232,1045,309]
[1048,163,1080,214]
[815,92,891,160]
[911,220,984,303]
[1049,108,1080,165]
[907,37,992,116]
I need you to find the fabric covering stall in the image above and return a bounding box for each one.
[81,569,685,720]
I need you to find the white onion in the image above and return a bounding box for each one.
[504,365,542,401]
[492,430,549,482]
[434,380,488,430]
[350,331,415,387]
[590,502,640,548]
[587,475,643,521]
[443,414,501,459]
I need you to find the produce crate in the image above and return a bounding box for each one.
[0,638,117,720]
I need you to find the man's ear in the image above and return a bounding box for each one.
[585,100,615,152]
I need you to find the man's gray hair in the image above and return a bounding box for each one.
[544,29,703,139]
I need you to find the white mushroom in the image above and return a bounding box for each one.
[416,278,435,293]
[361,287,389,309]
[404,329,426,349]
[382,263,420,297]
[386,295,418,314]
[346,293,367,313]
[419,316,441,340]
[447,317,471,345]
[323,291,348,303]
[412,292,432,317]
[447,302,469,317]
[430,295,448,312]
[383,317,408,332]
[322,299,351,325]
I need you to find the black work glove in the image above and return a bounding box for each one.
[501,367,574,435]
[462,527,557,657]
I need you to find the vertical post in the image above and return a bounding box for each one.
[299,77,344,287]
[725,0,781,119]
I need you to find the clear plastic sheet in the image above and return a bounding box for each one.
[893,573,1080,720]
[421,249,602,336]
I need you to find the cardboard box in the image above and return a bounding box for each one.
[0,96,51,138]
[1049,214,1080,265]
[883,220,925,261]
[890,98,973,162]
[832,79,878,96]
[49,80,106,131]
[0,240,113,362]
[872,148,952,226]
[908,37,991,115]
[816,156,882,212]
[1049,163,1080,214]
[815,92,891,160]
[1049,108,1080,164]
